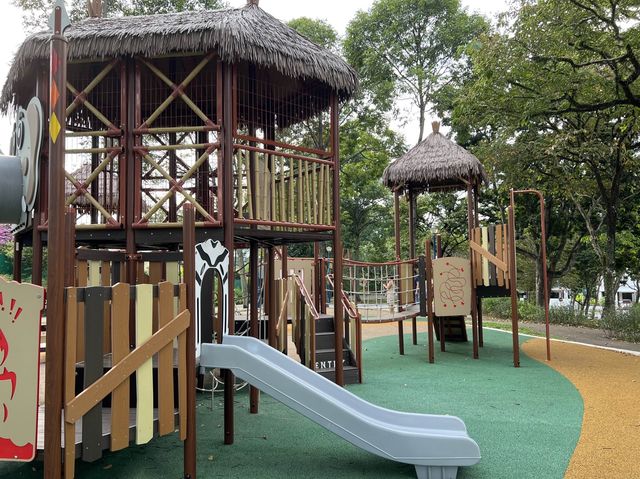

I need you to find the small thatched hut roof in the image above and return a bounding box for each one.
[383,122,487,194]
[1,2,358,111]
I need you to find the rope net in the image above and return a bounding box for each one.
[327,258,420,322]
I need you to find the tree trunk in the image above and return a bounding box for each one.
[418,102,425,143]
[602,211,617,314]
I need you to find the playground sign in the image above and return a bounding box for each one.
[433,258,471,317]
[0,277,45,461]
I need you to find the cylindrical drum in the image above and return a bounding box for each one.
[0,155,24,224]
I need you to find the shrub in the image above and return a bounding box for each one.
[547,307,596,327]
[600,305,640,343]
[482,297,512,319]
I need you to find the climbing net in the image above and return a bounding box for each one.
[328,258,420,322]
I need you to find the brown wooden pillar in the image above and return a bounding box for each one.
[45,5,68,477]
[408,190,418,344]
[222,62,236,444]
[267,247,277,348]
[249,241,260,413]
[12,239,22,282]
[467,182,479,359]
[425,239,435,363]
[330,94,344,386]
[281,245,288,355]
[393,190,401,260]
[182,206,197,476]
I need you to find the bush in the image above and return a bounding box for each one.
[547,307,596,327]
[482,297,543,322]
[600,305,640,343]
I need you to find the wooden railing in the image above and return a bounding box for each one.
[290,273,319,369]
[63,282,189,479]
[470,223,511,289]
[233,138,334,231]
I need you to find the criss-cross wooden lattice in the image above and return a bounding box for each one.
[134,54,219,225]
[64,60,122,226]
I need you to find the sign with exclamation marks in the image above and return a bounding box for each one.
[0,278,44,462]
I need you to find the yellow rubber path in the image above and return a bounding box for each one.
[523,339,640,479]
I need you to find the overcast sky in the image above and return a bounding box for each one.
[0,0,510,153]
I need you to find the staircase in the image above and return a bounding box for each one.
[433,316,468,342]
[314,314,359,384]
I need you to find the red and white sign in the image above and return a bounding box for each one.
[0,278,44,462]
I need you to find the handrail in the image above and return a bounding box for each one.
[326,274,358,319]
[291,273,320,320]
[327,257,419,267]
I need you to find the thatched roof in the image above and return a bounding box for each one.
[383,122,488,193]
[1,2,358,111]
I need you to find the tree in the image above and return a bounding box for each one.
[287,17,338,53]
[344,0,487,143]
[453,0,640,313]
[14,0,227,31]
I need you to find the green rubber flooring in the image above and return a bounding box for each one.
[0,329,583,478]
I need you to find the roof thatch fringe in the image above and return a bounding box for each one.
[1,3,358,111]
[383,122,488,193]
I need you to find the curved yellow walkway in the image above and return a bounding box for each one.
[523,339,640,479]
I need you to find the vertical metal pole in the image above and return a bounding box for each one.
[467,183,479,359]
[435,234,445,353]
[508,192,520,368]
[182,205,197,478]
[45,3,68,477]
[249,241,259,413]
[222,62,236,444]
[330,93,344,387]
[394,190,401,260]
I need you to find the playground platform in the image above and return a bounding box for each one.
[1,325,638,479]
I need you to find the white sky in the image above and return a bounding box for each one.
[0,0,510,153]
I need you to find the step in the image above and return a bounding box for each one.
[315,348,351,363]
[315,365,359,385]
[433,316,468,342]
[315,331,336,349]
[316,315,334,333]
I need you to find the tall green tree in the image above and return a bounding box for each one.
[453,0,640,312]
[344,0,487,143]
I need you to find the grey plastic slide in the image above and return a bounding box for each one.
[200,335,480,479]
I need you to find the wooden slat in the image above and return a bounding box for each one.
[64,288,78,479]
[101,261,112,354]
[76,260,88,361]
[137,262,147,284]
[236,155,243,219]
[289,158,295,222]
[88,261,101,286]
[504,219,511,289]
[280,156,286,223]
[157,282,175,437]
[178,283,188,441]
[489,225,497,286]
[496,224,505,287]
[149,262,163,332]
[135,284,154,445]
[473,228,481,287]
[245,153,253,220]
[82,287,106,462]
[297,159,304,223]
[66,310,190,424]
[469,240,509,274]
[110,283,130,452]
[481,227,490,286]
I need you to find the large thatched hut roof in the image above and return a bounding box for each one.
[383,122,487,194]
[1,2,358,111]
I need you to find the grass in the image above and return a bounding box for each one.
[482,321,543,337]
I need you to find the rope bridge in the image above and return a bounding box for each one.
[329,258,420,322]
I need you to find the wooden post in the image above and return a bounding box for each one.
[267,247,277,348]
[508,197,520,368]
[65,208,76,287]
[425,240,435,363]
[408,190,418,344]
[435,234,445,353]
[12,239,22,282]
[467,182,479,359]
[45,3,69,477]
[222,62,236,444]
[182,205,197,477]
[330,94,344,386]
[249,241,259,413]
[281,246,288,355]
